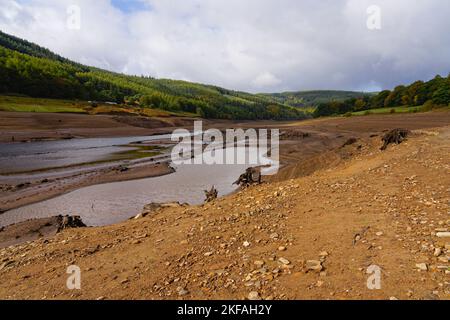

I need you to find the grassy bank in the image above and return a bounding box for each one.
[0,95,87,113]
[348,105,450,116]
[351,106,423,116]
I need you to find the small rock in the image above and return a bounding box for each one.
[243,241,251,248]
[204,252,213,257]
[389,297,398,301]
[254,260,265,267]
[278,246,287,251]
[416,263,428,271]
[306,260,323,272]
[0,260,14,271]
[248,291,261,300]
[319,251,329,257]
[278,257,290,265]
[433,248,442,257]
[177,287,189,296]
[436,232,450,238]
[376,232,384,236]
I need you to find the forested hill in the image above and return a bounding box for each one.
[260,90,371,108]
[0,30,83,67]
[313,75,450,117]
[0,30,307,120]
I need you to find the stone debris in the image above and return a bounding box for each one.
[278,257,290,265]
[415,263,428,271]
[248,291,261,300]
[177,287,189,296]
[306,260,323,272]
[436,232,450,238]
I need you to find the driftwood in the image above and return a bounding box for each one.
[204,186,218,203]
[233,167,262,188]
[380,128,410,151]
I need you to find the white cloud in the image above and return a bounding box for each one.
[251,72,281,89]
[0,0,449,92]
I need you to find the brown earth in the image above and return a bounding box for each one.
[0,112,449,300]
[0,111,294,143]
[0,112,198,142]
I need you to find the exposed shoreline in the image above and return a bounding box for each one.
[0,121,448,299]
[1,110,450,249]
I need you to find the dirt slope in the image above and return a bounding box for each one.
[0,126,449,300]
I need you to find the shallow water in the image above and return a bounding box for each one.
[0,146,272,227]
[0,133,177,174]
[0,162,245,227]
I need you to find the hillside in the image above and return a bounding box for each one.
[0,30,305,121]
[261,90,371,108]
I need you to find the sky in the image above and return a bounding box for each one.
[1,0,450,93]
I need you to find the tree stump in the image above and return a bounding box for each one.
[233,167,262,188]
[204,186,218,203]
[380,128,410,150]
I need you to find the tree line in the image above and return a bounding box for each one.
[314,75,450,117]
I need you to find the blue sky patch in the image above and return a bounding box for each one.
[110,0,151,13]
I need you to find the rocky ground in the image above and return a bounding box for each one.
[0,122,448,300]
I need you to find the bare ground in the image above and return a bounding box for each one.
[0,114,449,300]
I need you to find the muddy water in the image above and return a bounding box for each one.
[0,132,187,174]
[0,147,272,227]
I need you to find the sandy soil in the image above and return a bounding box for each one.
[0,112,449,300]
